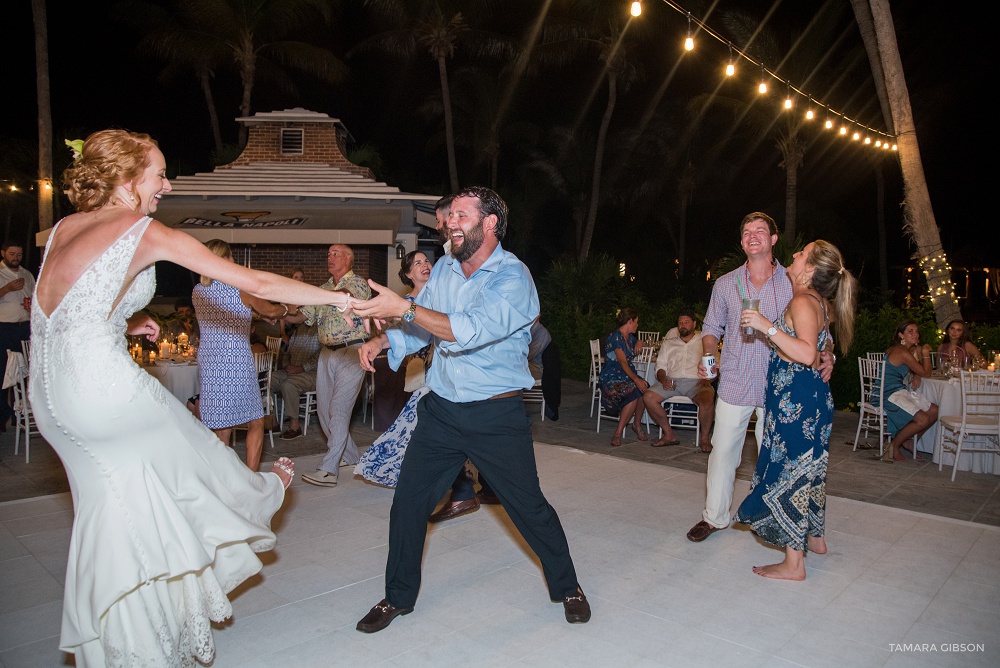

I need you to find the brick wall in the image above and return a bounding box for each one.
[232,244,387,286]
[224,123,374,180]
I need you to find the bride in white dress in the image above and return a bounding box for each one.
[31,129,354,666]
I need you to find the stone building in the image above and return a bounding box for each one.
[155,108,439,292]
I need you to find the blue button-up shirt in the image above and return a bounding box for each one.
[386,243,539,403]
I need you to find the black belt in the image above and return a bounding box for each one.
[324,339,366,352]
[489,390,523,401]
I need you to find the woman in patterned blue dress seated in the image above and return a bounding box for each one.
[735,240,856,581]
[599,307,650,447]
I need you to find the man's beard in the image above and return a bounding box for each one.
[677,326,691,338]
[452,219,486,262]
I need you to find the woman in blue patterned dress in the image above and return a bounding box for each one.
[193,239,291,472]
[735,240,856,581]
[355,251,433,486]
[599,307,650,447]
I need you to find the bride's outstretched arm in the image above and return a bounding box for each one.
[140,220,353,310]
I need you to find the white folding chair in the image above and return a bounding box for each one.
[589,339,603,417]
[20,340,31,366]
[854,356,889,455]
[523,378,546,420]
[11,362,37,463]
[264,336,282,369]
[637,331,661,347]
[865,351,886,361]
[299,390,318,435]
[234,351,276,450]
[651,396,701,444]
[935,371,1000,481]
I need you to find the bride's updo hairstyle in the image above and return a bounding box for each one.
[62,130,159,212]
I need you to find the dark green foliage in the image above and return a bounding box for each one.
[537,254,704,381]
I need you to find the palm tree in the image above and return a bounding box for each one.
[354,0,516,193]
[135,0,348,147]
[32,0,53,233]
[851,0,961,328]
[530,1,642,261]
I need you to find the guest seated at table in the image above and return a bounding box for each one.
[165,297,199,341]
[600,307,649,447]
[937,319,983,369]
[271,322,320,440]
[879,320,938,463]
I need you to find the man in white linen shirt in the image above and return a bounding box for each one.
[0,241,34,430]
[641,308,715,451]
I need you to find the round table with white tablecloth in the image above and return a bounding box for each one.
[915,375,999,474]
[142,360,200,403]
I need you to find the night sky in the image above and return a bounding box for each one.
[2,0,989,304]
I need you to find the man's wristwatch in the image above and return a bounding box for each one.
[766,325,778,338]
[402,302,417,323]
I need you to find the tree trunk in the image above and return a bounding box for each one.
[578,74,616,261]
[865,0,961,328]
[237,38,255,147]
[852,0,893,301]
[198,67,223,152]
[778,132,803,242]
[437,55,460,193]
[32,0,53,235]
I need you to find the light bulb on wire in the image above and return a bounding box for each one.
[725,44,735,76]
[684,13,694,51]
[758,64,767,94]
[805,98,814,120]
[630,1,641,17]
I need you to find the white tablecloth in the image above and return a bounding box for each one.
[143,361,200,403]
[916,376,998,474]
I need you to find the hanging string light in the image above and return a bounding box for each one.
[632,0,896,149]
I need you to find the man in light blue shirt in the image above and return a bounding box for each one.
[352,186,589,633]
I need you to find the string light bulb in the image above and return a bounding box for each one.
[630,1,641,17]
[839,126,847,135]
[684,13,694,51]
[825,118,833,129]
[725,43,735,76]
[852,131,860,141]
[875,140,882,147]
[783,82,793,110]
[805,98,814,120]
[864,137,871,145]
[758,64,767,94]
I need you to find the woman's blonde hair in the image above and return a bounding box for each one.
[199,239,233,286]
[806,240,857,354]
[61,130,158,212]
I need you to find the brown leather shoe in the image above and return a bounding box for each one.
[686,520,724,543]
[279,427,302,440]
[563,587,591,623]
[356,599,413,633]
[428,497,480,523]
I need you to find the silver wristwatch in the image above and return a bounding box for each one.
[766,325,778,338]
[402,302,417,323]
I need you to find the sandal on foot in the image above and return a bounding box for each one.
[273,457,295,489]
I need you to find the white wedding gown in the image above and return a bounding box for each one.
[30,216,286,667]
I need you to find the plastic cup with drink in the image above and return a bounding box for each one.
[742,297,760,336]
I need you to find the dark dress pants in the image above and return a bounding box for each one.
[385,391,579,609]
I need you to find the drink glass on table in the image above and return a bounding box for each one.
[742,297,760,336]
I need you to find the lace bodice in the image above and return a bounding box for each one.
[31,217,156,393]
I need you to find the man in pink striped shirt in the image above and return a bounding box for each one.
[686,213,831,542]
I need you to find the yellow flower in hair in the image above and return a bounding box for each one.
[65,139,84,161]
